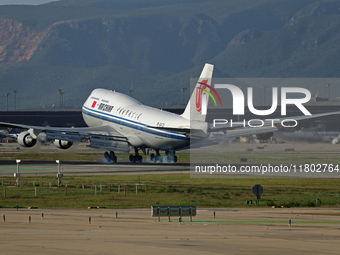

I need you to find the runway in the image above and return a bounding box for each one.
[0,160,339,178]
[0,160,190,176]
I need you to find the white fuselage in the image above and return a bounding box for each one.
[82,89,192,150]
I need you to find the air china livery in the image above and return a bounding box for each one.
[1,64,339,163]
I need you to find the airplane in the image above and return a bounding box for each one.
[1,63,340,163]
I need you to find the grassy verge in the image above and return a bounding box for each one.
[0,174,339,209]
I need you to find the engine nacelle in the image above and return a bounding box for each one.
[18,131,37,147]
[54,139,73,149]
[332,137,339,144]
[255,132,274,141]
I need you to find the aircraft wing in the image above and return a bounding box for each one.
[149,111,340,139]
[224,126,278,139]
[208,111,340,136]
[0,122,130,152]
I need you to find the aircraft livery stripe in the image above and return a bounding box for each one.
[82,106,184,136]
[82,106,189,141]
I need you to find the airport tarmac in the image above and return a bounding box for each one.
[1,160,339,178]
[0,160,190,176]
[0,207,339,254]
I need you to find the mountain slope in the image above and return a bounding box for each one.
[0,0,340,110]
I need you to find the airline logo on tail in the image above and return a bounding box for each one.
[195,80,222,115]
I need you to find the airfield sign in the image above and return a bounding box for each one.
[252,184,263,204]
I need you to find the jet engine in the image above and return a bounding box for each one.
[255,132,274,141]
[54,139,73,149]
[332,137,339,144]
[18,131,37,147]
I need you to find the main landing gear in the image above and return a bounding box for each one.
[129,147,143,163]
[104,151,117,163]
[165,150,177,163]
[104,149,178,164]
[150,150,164,163]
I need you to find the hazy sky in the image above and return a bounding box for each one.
[0,0,57,5]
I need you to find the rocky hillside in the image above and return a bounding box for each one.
[0,0,340,110]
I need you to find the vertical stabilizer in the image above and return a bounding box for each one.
[181,63,214,122]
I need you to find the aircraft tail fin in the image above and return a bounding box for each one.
[43,121,51,127]
[7,128,15,134]
[181,63,214,122]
